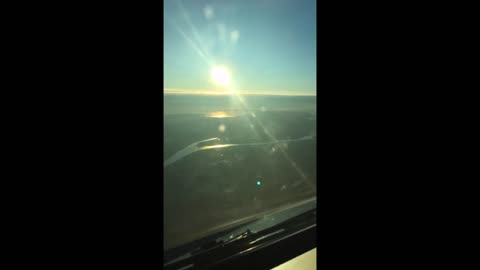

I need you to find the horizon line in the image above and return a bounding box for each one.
[164,88,316,97]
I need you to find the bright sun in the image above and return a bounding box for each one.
[211,66,231,85]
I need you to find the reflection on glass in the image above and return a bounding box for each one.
[206,111,237,118]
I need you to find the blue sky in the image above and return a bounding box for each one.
[164,0,316,96]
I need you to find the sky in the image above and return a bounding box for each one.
[164,0,316,96]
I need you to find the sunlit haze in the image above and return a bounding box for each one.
[164,0,316,96]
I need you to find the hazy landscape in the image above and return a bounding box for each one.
[164,94,317,250]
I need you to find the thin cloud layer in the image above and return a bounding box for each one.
[164,88,315,96]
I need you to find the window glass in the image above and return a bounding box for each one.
[164,0,316,251]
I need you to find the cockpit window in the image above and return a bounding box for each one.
[164,0,316,251]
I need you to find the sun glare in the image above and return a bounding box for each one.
[206,111,236,118]
[211,66,231,85]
